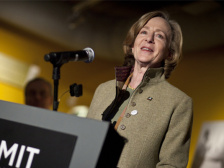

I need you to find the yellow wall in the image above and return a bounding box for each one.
[0,22,120,112]
[1,21,224,167]
[0,82,23,104]
[0,23,66,111]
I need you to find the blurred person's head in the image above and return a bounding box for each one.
[25,77,53,109]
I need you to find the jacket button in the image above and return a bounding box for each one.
[126,113,131,118]
[131,102,136,107]
[120,124,126,130]
[139,89,143,94]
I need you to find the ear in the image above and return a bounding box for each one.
[166,49,174,61]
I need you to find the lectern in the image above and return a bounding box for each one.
[0,100,125,168]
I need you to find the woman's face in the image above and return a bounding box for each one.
[132,17,171,68]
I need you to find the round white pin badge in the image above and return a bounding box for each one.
[131,110,138,115]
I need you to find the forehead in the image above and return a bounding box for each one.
[27,81,50,90]
[143,17,171,35]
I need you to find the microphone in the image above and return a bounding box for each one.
[44,47,94,65]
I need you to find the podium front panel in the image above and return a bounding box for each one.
[0,100,124,168]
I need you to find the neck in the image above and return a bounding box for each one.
[129,63,148,89]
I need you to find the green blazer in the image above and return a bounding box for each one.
[87,67,193,168]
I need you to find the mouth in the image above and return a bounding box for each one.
[141,47,153,52]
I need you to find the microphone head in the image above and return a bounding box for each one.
[83,47,95,63]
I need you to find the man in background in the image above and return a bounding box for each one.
[25,77,53,109]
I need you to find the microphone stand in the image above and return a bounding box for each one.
[44,53,65,111]
[52,65,61,111]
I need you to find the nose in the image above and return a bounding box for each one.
[33,92,42,100]
[145,34,154,43]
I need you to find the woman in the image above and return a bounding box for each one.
[87,11,193,168]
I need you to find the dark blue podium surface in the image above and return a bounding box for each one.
[0,100,124,168]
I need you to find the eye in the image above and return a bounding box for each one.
[139,30,147,35]
[156,34,164,39]
[40,91,49,98]
[27,90,35,96]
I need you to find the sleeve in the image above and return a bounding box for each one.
[157,96,193,168]
[86,84,104,120]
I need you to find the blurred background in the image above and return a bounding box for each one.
[0,0,224,167]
